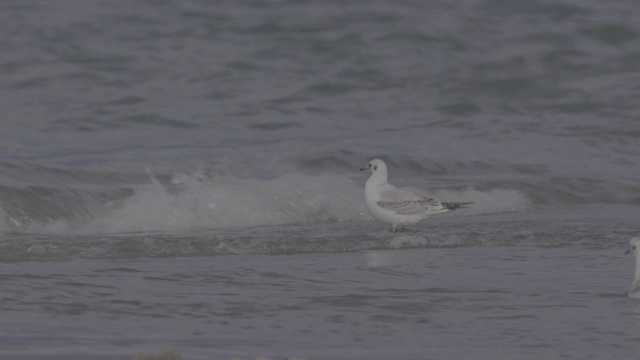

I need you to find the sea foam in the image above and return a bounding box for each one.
[0,171,529,235]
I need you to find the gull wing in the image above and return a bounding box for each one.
[377,197,447,216]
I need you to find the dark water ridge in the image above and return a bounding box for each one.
[1,210,637,263]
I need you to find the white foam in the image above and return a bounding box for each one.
[81,172,369,234]
[0,203,25,233]
[2,172,532,236]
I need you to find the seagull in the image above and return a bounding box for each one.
[626,237,640,298]
[359,158,472,232]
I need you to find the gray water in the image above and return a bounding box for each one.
[1,0,640,359]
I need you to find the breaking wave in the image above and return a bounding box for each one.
[0,170,528,236]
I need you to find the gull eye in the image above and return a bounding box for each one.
[634,246,637,250]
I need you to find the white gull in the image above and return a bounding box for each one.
[359,158,472,232]
[626,237,640,298]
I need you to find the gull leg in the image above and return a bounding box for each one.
[391,224,397,232]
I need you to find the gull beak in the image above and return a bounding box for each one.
[626,249,632,255]
[359,166,368,171]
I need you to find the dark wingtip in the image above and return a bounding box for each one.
[441,202,474,210]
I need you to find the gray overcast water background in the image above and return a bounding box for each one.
[1,0,640,359]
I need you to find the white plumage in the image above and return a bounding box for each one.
[627,237,640,298]
[360,159,471,232]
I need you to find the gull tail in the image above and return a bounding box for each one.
[441,202,474,210]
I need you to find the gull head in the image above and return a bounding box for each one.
[626,237,640,257]
[359,158,388,184]
[359,159,387,174]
